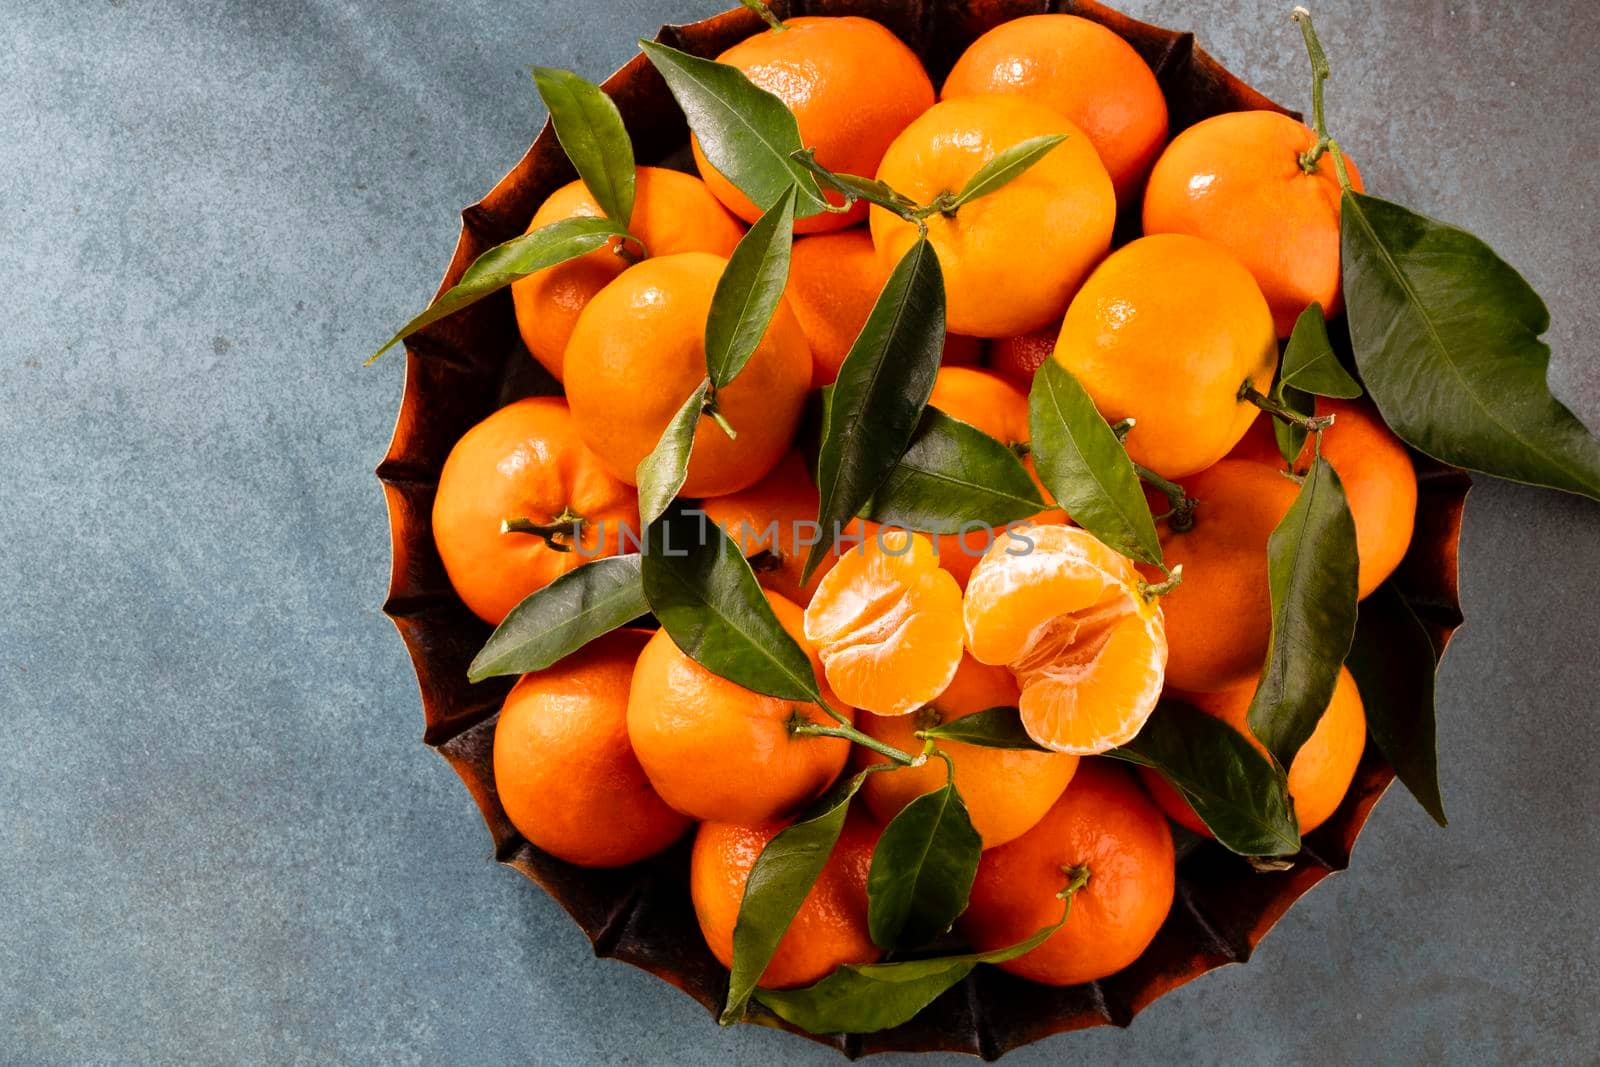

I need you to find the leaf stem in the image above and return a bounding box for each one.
[739,0,786,32]
[704,395,739,440]
[1139,564,1184,601]
[1134,463,1196,533]
[1056,863,1090,900]
[1291,7,1355,191]
[792,718,918,766]
[1240,381,1337,433]
[501,512,583,552]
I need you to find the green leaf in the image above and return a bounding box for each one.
[531,66,636,225]
[791,147,920,216]
[722,768,873,1025]
[861,408,1046,533]
[639,40,827,218]
[1246,455,1360,768]
[635,378,710,526]
[1272,302,1362,465]
[370,216,626,361]
[803,238,946,584]
[467,555,647,681]
[944,134,1066,212]
[866,781,982,951]
[1342,190,1600,501]
[1028,359,1162,567]
[705,185,796,388]
[754,882,1074,1035]
[919,706,1048,751]
[1106,701,1300,856]
[641,503,821,703]
[1345,583,1446,826]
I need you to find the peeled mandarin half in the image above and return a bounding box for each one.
[963,525,1167,754]
[802,528,965,717]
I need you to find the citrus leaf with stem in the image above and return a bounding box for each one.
[467,555,647,681]
[641,502,822,704]
[639,40,827,218]
[370,216,627,361]
[1273,303,1362,463]
[861,407,1046,533]
[531,66,636,225]
[1106,700,1300,856]
[790,148,920,218]
[866,778,982,951]
[1029,359,1163,567]
[1246,454,1360,768]
[803,237,946,584]
[941,133,1067,213]
[635,378,710,526]
[1345,582,1446,826]
[705,185,797,388]
[920,706,1048,751]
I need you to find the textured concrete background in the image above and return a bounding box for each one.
[3,1,1598,1063]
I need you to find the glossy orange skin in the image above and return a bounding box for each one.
[858,655,1079,849]
[942,14,1169,205]
[1143,110,1366,337]
[1053,234,1277,478]
[1142,666,1367,836]
[700,450,842,606]
[872,95,1115,338]
[987,323,1057,393]
[692,16,934,234]
[510,167,744,381]
[786,229,983,387]
[961,760,1174,986]
[1229,397,1418,599]
[1142,459,1300,692]
[432,397,638,625]
[925,366,1064,584]
[691,812,882,988]
[564,252,811,497]
[626,591,852,825]
[492,629,691,867]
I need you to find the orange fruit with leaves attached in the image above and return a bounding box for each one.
[700,450,853,607]
[1140,459,1300,693]
[942,14,1169,205]
[988,322,1057,393]
[1141,666,1367,837]
[963,524,1166,755]
[871,94,1114,338]
[1143,110,1366,337]
[803,528,965,717]
[786,229,982,387]
[1230,397,1417,599]
[492,629,691,868]
[692,16,933,234]
[925,366,1064,585]
[510,166,744,380]
[626,589,851,826]
[1053,233,1277,479]
[564,252,811,497]
[858,654,1078,849]
[691,812,882,989]
[432,396,638,625]
[961,760,1174,986]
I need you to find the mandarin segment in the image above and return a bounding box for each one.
[432,396,638,625]
[963,525,1166,754]
[858,654,1079,849]
[803,529,965,717]
[626,591,852,825]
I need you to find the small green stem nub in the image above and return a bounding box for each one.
[704,395,738,441]
[1292,7,1355,191]
[1134,463,1197,533]
[792,718,918,766]
[1056,863,1091,900]
[1139,564,1184,601]
[739,0,786,32]
[501,510,584,552]
[612,236,644,266]
[1240,381,1337,433]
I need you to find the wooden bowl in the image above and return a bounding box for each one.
[377,1,1469,1057]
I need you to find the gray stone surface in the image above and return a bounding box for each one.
[2,1,1597,1063]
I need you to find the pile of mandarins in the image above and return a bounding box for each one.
[384,0,1594,1037]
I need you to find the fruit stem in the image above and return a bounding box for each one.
[1240,381,1337,433]
[1056,863,1091,900]
[792,717,919,766]
[612,236,645,266]
[1110,418,1135,443]
[703,395,739,441]
[1292,7,1355,190]
[1134,463,1196,533]
[500,512,583,552]
[738,0,785,32]
[1140,564,1184,601]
